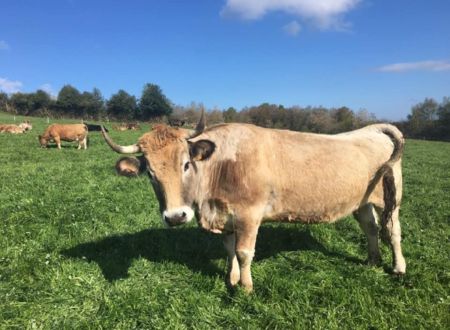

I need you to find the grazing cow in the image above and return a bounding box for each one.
[0,124,25,134]
[101,113,406,292]
[39,124,88,149]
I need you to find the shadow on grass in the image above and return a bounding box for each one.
[41,144,80,149]
[61,226,364,282]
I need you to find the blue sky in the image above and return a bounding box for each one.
[1,0,449,120]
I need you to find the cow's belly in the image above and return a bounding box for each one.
[61,136,78,142]
[263,177,368,224]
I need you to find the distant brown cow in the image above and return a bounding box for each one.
[0,124,25,134]
[39,124,88,149]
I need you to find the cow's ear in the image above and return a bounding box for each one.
[115,156,146,177]
[189,140,216,161]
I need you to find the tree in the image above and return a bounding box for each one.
[354,109,377,128]
[30,90,52,115]
[0,92,8,112]
[9,92,32,115]
[437,97,450,140]
[56,85,83,117]
[223,107,237,123]
[407,98,439,138]
[138,83,172,120]
[81,88,105,120]
[332,106,355,132]
[106,90,138,120]
[207,107,224,124]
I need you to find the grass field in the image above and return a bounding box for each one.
[1,112,449,329]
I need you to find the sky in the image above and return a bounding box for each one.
[1,0,449,120]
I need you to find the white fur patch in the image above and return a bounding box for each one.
[162,206,194,225]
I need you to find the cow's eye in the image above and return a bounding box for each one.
[183,162,190,172]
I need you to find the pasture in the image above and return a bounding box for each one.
[1,113,449,329]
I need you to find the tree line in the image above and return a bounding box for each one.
[0,83,448,140]
[393,97,450,141]
[0,83,171,121]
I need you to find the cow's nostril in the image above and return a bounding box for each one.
[181,211,186,218]
[164,215,170,223]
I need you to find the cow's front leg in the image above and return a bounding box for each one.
[235,221,259,293]
[223,233,240,287]
[54,136,61,149]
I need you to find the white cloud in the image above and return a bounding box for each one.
[0,77,22,93]
[283,20,302,36]
[221,0,360,29]
[377,60,450,73]
[0,40,10,50]
[39,83,57,98]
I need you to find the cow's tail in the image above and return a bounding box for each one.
[378,125,404,242]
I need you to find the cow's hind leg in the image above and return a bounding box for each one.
[354,204,382,266]
[81,136,87,150]
[377,206,406,274]
[223,233,240,288]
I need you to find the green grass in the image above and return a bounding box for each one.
[1,112,449,329]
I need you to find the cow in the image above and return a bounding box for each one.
[113,123,140,131]
[0,124,25,134]
[39,124,88,149]
[18,120,32,131]
[86,123,109,132]
[168,118,186,127]
[100,113,406,293]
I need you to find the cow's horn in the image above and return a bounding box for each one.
[101,125,141,154]
[189,109,206,138]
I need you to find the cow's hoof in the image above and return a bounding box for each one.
[392,266,406,275]
[239,281,253,294]
[241,284,253,294]
[226,271,240,287]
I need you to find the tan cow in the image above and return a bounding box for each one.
[18,120,32,131]
[101,114,406,293]
[113,123,140,131]
[0,124,25,134]
[39,124,88,149]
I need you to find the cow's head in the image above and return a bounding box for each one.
[19,121,32,131]
[101,113,215,227]
[38,135,48,147]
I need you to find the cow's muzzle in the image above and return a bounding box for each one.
[162,207,194,227]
